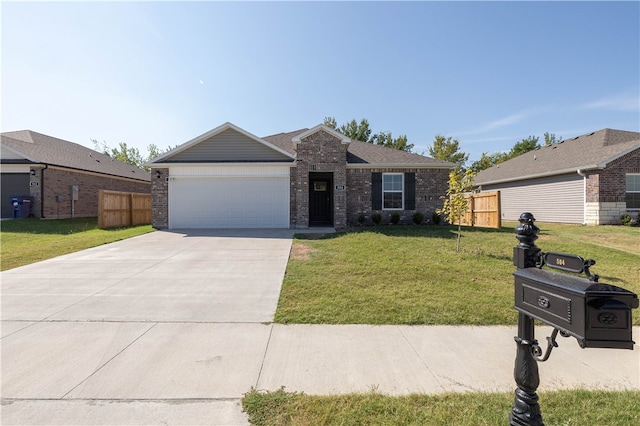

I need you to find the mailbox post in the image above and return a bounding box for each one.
[509,213,638,426]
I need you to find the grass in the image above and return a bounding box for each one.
[0,218,154,271]
[242,388,640,426]
[275,223,639,325]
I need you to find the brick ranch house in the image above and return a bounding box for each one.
[148,122,454,229]
[1,130,151,219]
[474,128,640,225]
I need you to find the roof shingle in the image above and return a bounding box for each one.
[475,128,640,185]
[1,130,150,181]
[263,128,453,168]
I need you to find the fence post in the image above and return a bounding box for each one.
[128,193,133,227]
[98,190,105,228]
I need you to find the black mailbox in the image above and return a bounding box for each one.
[509,212,639,426]
[514,267,638,349]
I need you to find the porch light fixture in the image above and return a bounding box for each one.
[155,170,163,179]
[30,170,37,176]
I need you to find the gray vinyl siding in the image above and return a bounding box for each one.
[482,173,584,224]
[167,129,292,162]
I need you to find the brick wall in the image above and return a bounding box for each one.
[151,168,169,229]
[586,148,639,203]
[346,167,450,226]
[40,167,150,219]
[584,148,639,223]
[293,130,348,229]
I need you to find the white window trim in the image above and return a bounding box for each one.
[382,173,404,210]
[626,173,640,210]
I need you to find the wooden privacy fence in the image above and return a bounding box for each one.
[459,191,501,229]
[98,190,151,229]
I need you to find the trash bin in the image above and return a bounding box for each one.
[9,195,33,218]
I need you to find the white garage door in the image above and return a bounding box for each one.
[168,166,290,229]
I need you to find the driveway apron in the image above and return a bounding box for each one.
[1,229,294,425]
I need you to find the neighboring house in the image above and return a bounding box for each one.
[474,128,640,225]
[1,130,151,219]
[148,122,454,229]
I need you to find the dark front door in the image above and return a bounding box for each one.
[309,173,333,226]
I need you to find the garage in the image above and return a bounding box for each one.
[168,165,290,229]
[1,172,30,218]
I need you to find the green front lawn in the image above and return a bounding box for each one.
[0,218,154,271]
[243,388,640,426]
[275,223,639,325]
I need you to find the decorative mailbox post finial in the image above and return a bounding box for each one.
[515,212,539,248]
[514,213,541,269]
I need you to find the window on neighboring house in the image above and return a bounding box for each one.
[626,174,640,209]
[383,173,403,209]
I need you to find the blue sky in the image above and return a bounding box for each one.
[2,1,639,163]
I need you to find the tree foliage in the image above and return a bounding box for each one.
[509,135,540,157]
[469,151,509,173]
[438,168,476,252]
[544,132,562,145]
[428,135,469,167]
[470,132,562,173]
[92,139,172,171]
[370,131,414,152]
[323,116,413,152]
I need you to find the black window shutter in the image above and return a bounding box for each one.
[404,172,416,210]
[372,172,382,210]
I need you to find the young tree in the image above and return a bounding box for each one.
[438,167,476,252]
[428,135,469,168]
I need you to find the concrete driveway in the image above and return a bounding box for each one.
[1,229,294,425]
[3,228,639,425]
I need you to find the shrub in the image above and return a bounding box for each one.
[412,211,424,225]
[372,213,382,225]
[390,212,400,225]
[431,212,442,225]
[358,214,365,226]
[620,214,632,226]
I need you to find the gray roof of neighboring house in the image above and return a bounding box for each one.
[475,128,640,186]
[1,130,150,181]
[263,128,454,168]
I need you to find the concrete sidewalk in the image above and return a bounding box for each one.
[3,322,638,425]
[2,230,639,425]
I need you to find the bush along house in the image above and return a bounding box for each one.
[148,122,454,230]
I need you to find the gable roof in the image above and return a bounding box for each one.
[292,124,351,145]
[1,130,150,181]
[475,128,640,185]
[263,128,454,168]
[149,122,295,165]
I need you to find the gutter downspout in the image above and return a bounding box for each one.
[577,169,586,225]
[40,164,48,218]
